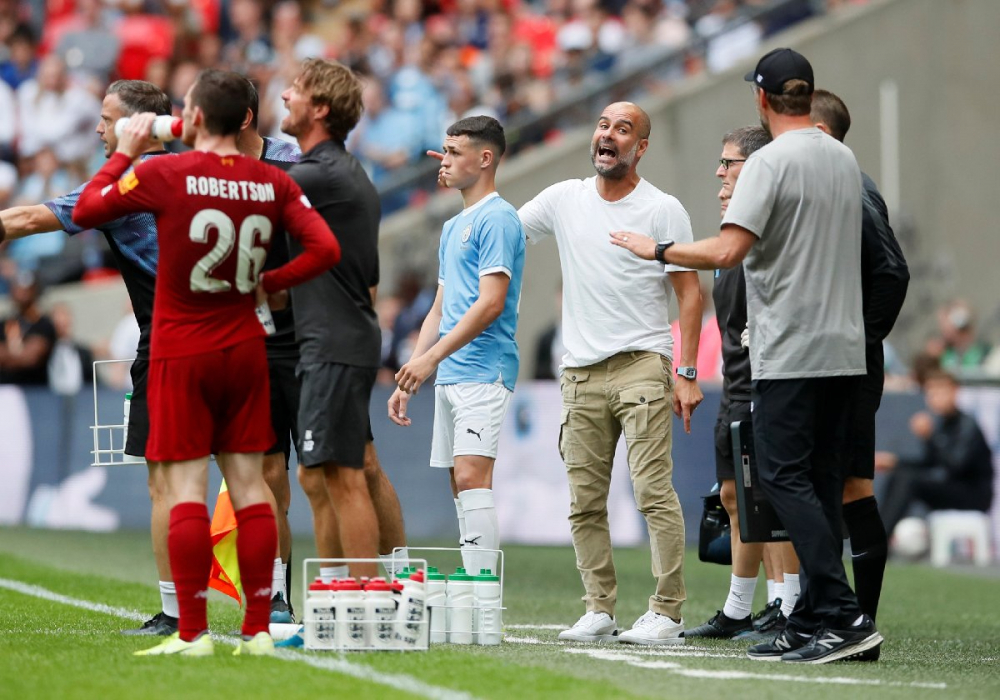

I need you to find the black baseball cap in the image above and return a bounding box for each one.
[744,48,814,95]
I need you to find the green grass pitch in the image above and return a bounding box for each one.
[1,527,997,699]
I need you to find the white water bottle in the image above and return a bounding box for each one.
[254,302,276,335]
[334,579,367,649]
[122,392,131,450]
[425,566,447,644]
[446,567,474,645]
[303,579,335,650]
[114,115,183,142]
[396,569,427,648]
[473,568,502,645]
[364,578,398,650]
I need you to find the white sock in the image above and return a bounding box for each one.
[780,574,800,617]
[774,581,785,606]
[380,547,409,577]
[766,579,776,604]
[722,574,756,620]
[320,565,349,583]
[271,558,285,599]
[458,488,499,574]
[454,498,467,541]
[159,580,178,618]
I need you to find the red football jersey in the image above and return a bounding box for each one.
[74,151,340,359]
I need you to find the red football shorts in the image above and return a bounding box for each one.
[146,337,275,462]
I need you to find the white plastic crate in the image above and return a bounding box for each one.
[90,359,145,467]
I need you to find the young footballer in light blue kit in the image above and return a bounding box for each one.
[389,116,525,575]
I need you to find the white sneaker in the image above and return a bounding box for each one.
[619,611,685,646]
[557,611,620,643]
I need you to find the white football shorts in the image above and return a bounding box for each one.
[429,379,513,468]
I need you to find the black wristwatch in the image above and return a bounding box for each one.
[654,240,675,263]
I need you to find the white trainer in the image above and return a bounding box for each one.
[619,611,685,645]
[557,611,620,643]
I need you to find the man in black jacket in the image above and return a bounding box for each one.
[880,369,994,535]
[810,90,909,636]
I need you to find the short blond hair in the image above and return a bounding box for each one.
[299,58,364,142]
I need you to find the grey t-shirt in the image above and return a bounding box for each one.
[721,127,865,379]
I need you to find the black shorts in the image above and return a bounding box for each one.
[296,362,377,469]
[125,356,150,458]
[266,353,300,462]
[714,394,752,481]
[847,347,885,480]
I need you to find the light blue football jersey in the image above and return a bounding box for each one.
[436,192,525,390]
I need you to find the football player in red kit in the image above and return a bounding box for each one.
[73,69,340,657]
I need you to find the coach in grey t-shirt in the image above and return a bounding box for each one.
[611,49,881,665]
[724,126,865,379]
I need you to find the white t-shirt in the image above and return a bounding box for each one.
[518,176,694,369]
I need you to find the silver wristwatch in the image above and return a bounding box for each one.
[676,366,697,380]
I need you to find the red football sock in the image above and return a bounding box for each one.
[168,502,212,642]
[235,502,277,637]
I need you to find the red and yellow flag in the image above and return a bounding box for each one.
[208,480,242,605]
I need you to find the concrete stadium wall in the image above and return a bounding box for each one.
[379,0,1000,378]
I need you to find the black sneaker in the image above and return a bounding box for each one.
[781,616,883,664]
[270,592,294,624]
[751,598,783,631]
[121,611,178,636]
[746,627,809,661]
[681,611,752,639]
[735,607,786,641]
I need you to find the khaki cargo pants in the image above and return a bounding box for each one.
[559,351,686,621]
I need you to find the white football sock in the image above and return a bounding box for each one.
[159,580,179,618]
[722,574,756,620]
[454,498,467,541]
[780,574,800,618]
[766,578,776,604]
[774,581,785,605]
[458,488,499,574]
[271,557,285,599]
[380,547,409,577]
[320,565,349,583]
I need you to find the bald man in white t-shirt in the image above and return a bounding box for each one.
[518,101,704,646]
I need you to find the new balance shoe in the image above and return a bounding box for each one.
[275,626,305,648]
[751,598,783,631]
[557,611,620,643]
[270,592,294,624]
[121,611,178,637]
[619,611,684,646]
[746,627,809,661]
[681,610,752,639]
[781,616,883,664]
[134,632,214,656]
[853,644,881,662]
[233,631,276,656]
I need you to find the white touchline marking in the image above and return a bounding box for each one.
[506,624,567,630]
[0,577,477,700]
[503,635,559,645]
[561,647,947,689]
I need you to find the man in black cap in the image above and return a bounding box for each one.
[610,48,882,664]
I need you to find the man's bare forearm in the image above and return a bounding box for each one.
[0,205,63,240]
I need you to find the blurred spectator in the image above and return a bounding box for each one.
[6,148,69,270]
[348,78,424,188]
[94,301,140,391]
[0,269,55,385]
[0,76,14,159]
[932,299,991,373]
[270,0,324,61]
[533,285,566,380]
[49,0,119,82]
[47,301,93,396]
[113,0,175,81]
[387,270,435,371]
[0,22,37,89]
[223,0,272,70]
[699,0,762,74]
[375,292,403,386]
[0,158,15,206]
[877,369,994,538]
[16,53,100,168]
